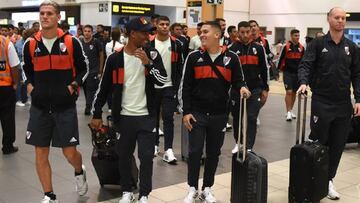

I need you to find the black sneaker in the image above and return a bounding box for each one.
[2,146,19,155]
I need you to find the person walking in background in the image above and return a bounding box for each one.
[80,24,104,115]
[277,29,304,121]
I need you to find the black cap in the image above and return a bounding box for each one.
[125,17,155,33]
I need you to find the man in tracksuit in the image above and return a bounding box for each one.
[179,21,250,203]
[228,21,268,153]
[298,7,360,200]
[249,20,274,124]
[80,24,104,115]
[91,17,167,203]
[149,16,183,163]
[23,1,89,202]
[277,29,304,121]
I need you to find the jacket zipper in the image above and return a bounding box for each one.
[48,42,53,114]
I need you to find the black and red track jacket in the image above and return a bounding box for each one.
[148,35,184,92]
[178,46,246,115]
[92,46,167,123]
[277,41,304,73]
[23,29,88,112]
[228,41,268,91]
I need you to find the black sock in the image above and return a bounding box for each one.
[44,191,56,200]
[75,169,83,176]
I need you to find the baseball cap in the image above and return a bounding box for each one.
[125,17,156,33]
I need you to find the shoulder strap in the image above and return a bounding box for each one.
[4,37,9,63]
[203,52,227,83]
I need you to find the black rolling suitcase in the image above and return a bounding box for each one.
[231,98,268,203]
[288,93,329,203]
[90,116,138,188]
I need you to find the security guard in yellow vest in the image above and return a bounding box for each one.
[0,35,20,154]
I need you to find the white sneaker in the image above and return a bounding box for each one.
[119,192,135,203]
[226,123,232,130]
[137,196,148,203]
[327,180,340,200]
[183,187,198,203]
[16,101,25,107]
[154,145,159,156]
[158,128,164,136]
[291,112,297,119]
[231,144,239,154]
[286,111,292,121]
[199,187,217,203]
[163,148,177,164]
[75,165,88,196]
[256,117,260,126]
[26,100,31,105]
[41,196,58,203]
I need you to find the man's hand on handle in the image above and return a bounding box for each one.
[183,114,197,131]
[240,87,251,99]
[354,103,360,117]
[297,84,308,95]
[90,119,103,131]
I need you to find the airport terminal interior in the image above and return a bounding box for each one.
[0,0,360,203]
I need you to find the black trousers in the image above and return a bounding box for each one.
[231,88,262,149]
[309,99,352,180]
[0,86,16,150]
[188,112,227,190]
[83,74,99,110]
[115,115,155,197]
[154,87,177,150]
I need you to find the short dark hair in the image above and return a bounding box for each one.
[170,23,182,31]
[157,16,170,23]
[182,24,188,29]
[83,24,93,31]
[290,29,300,35]
[202,21,221,32]
[8,24,14,29]
[39,0,61,14]
[61,21,69,30]
[237,21,250,29]
[227,25,236,34]
[151,14,160,21]
[197,22,204,27]
[248,20,259,26]
[32,22,40,27]
[111,27,121,41]
[215,18,225,23]
[97,24,104,29]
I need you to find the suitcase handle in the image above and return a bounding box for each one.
[236,97,247,163]
[296,92,307,144]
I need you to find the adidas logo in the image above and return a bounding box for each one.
[197,57,204,63]
[222,127,226,132]
[35,47,41,53]
[236,50,241,55]
[26,131,32,140]
[152,128,156,133]
[321,48,328,53]
[69,137,77,143]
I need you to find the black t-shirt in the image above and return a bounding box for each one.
[81,38,103,75]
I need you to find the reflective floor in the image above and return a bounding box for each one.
[0,81,359,203]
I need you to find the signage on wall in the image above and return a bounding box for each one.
[99,3,108,13]
[207,0,223,4]
[112,2,154,16]
[187,1,202,28]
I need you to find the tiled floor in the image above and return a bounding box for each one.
[0,80,359,203]
[101,146,360,203]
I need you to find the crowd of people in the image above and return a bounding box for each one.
[0,0,358,203]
